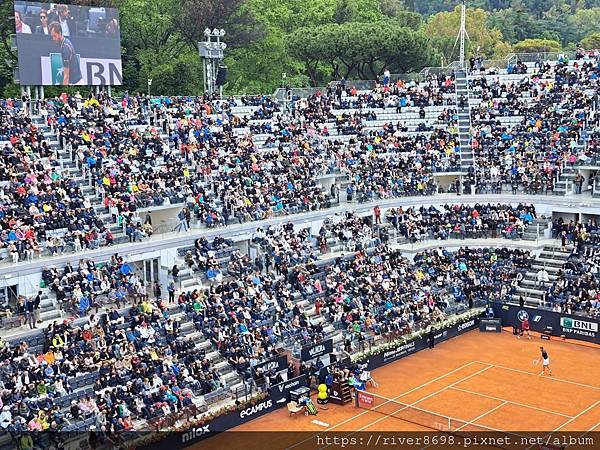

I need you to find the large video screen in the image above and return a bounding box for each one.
[14,2,122,86]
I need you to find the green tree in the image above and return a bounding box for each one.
[171,0,262,49]
[334,0,382,23]
[225,28,307,94]
[288,21,436,84]
[229,0,339,93]
[379,0,422,29]
[119,0,185,93]
[426,6,510,61]
[513,38,562,53]
[566,8,600,43]
[580,32,600,50]
[488,6,544,43]
[137,47,201,95]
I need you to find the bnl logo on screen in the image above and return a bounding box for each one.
[44,53,122,85]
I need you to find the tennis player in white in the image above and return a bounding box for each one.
[535,346,552,376]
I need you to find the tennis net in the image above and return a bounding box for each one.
[355,390,496,433]
[354,389,531,441]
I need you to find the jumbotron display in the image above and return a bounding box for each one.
[14,1,122,85]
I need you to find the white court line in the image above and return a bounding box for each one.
[571,420,600,446]
[449,386,574,418]
[474,361,600,391]
[420,402,518,450]
[551,400,600,433]
[317,364,495,450]
[312,419,330,428]
[422,401,512,450]
[285,360,481,450]
[527,400,600,450]
[454,400,509,431]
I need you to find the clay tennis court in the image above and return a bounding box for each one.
[193,330,600,450]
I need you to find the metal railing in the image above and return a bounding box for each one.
[509,51,576,64]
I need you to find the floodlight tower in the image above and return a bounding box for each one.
[198,28,227,96]
[454,0,469,69]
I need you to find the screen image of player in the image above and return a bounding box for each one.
[14,1,123,86]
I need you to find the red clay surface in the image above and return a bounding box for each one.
[191,330,600,450]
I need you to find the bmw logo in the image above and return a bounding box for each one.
[517,310,529,322]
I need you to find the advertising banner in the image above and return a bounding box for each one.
[479,318,502,332]
[14,1,122,85]
[492,303,600,344]
[300,338,334,361]
[362,316,479,371]
[356,390,375,407]
[251,355,288,378]
[269,374,309,404]
[144,375,309,449]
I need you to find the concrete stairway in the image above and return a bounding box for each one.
[171,305,245,394]
[522,217,552,241]
[455,69,473,170]
[553,166,578,196]
[30,116,129,244]
[512,245,571,307]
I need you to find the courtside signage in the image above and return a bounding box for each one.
[383,340,417,363]
[301,338,333,361]
[357,390,375,407]
[239,399,273,419]
[251,355,288,378]
[181,425,210,443]
[493,303,600,344]
[457,319,476,332]
[560,317,598,337]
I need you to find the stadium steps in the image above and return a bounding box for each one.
[535,257,567,269]
[553,166,578,195]
[520,279,554,289]
[539,248,571,261]
[454,69,473,170]
[523,273,558,283]
[530,263,563,275]
[514,245,571,305]
[514,286,545,300]
[522,218,551,241]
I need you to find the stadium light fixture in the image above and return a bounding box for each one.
[199,27,227,96]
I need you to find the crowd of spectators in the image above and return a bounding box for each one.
[312,245,531,342]
[542,219,600,317]
[0,292,222,447]
[1,47,600,450]
[467,57,598,194]
[172,239,531,381]
[0,104,115,263]
[385,203,537,241]
[38,255,144,319]
[1,55,597,265]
